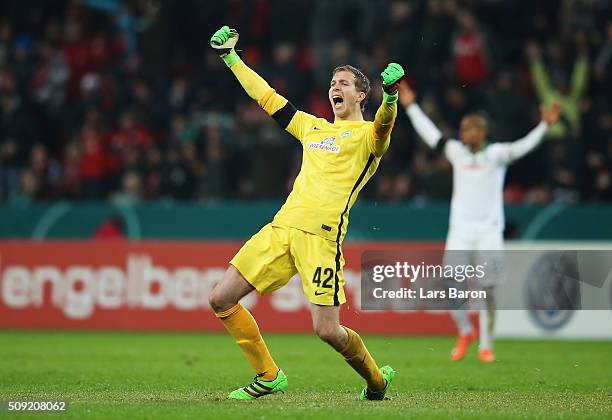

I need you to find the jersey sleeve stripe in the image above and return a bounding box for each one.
[434,137,448,154]
[272,101,297,129]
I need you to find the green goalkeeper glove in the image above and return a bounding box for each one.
[380,63,405,103]
[210,25,240,67]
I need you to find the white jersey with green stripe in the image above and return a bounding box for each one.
[405,103,548,231]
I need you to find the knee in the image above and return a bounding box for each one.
[208,280,235,314]
[209,266,252,314]
[313,322,341,346]
[208,286,225,313]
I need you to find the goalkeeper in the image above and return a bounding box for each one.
[207,26,403,401]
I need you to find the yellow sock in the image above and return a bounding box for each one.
[339,326,385,391]
[215,303,279,381]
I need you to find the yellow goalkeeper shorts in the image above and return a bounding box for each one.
[230,223,346,306]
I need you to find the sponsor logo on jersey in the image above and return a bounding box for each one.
[340,130,352,138]
[308,136,340,153]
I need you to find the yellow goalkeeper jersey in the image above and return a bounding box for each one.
[230,60,396,243]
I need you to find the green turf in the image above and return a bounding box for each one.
[0,331,610,419]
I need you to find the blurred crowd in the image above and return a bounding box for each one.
[0,0,611,206]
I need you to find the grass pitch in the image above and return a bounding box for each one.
[0,331,611,419]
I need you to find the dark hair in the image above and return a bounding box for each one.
[463,111,490,130]
[332,65,371,112]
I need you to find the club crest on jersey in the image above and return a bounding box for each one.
[309,136,340,153]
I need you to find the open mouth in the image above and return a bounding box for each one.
[332,95,344,109]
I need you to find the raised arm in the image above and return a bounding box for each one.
[570,54,588,101]
[369,63,404,156]
[495,101,560,164]
[399,82,443,149]
[527,42,554,103]
[571,32,590,101]
[210,26,313,141]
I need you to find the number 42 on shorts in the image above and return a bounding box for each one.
[312,267,334,289]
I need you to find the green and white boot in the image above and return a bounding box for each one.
[358,365,396,401]
[228,370,288,400]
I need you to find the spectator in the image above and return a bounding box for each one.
[32,42,70,110]
[107,110,153,185]
[111,170,142,204]
[593,21,612,102]
[0,138,21,201]
[526,37,589,140]
[526,35,589,201]
[58,141,82,199]
[413,0,457,91]
[128,79,165,130]
[167,113,200,149]
[7,168,41,206]
[452,10,490,87]
[143,146,162,200]
[29,143,62,199]
[77,107,107,198]
[93,215,126,240]
[168,76,193,114]
[159,148,195,200]
[0,0,608,205]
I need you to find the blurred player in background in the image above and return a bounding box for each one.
[399,81,560,363]
[207,26,404,400]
